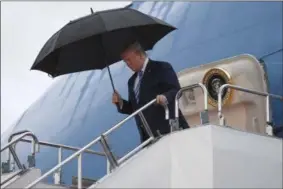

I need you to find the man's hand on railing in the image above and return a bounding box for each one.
[156,94,168,106]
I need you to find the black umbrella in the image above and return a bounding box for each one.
[30,7,176,91]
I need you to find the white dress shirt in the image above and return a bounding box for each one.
[119,57,149,109]
[134,57,149,89]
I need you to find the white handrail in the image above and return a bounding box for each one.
[1,131,39,171]
[217,84,283,126]
[175,83,208,118]
[5,131,105,185]
[2,131,39,153]
[19,138,105,156]
[25,98,169,189]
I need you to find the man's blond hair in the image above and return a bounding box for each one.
[125,42,146,56]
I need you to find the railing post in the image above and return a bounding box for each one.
[169,119,180,132]
[99,134,118,170]
[27,154,36,168]
[219,115,226,126]
[265,95,273,135]
[28,140,36,168]
[200,109,209,125]
[11,143,17,171]
[10,144,18,171]
[218,84,283,131]
[174,83,208,130]
[54,147,62,184]
[1,160,10,174]
[162,103,170,120]
[77,153,82,189]
[138,112,154,138]
[106,159,111,174]
[218,85,225,126]
[7,147,11,171]
[9,146,23,170]
[138,102,169,137]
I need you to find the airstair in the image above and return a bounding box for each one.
[1,83,283,188]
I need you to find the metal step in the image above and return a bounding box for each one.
[0,164,95,189]
[1,168,41,188]
[30,182,68,188]
[70,176,97,189]
[0,168,69,189]
[1,170,22,187]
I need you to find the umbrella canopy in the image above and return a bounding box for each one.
[30,7,176,82]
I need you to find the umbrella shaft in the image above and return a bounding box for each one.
[107,66,115,91]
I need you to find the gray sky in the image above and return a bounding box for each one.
[1,1,130,134]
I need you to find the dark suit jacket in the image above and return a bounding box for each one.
[117,59,189,142]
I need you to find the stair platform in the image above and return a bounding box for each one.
[89,125,282,188]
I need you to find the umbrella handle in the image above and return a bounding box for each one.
[107,66,115,92]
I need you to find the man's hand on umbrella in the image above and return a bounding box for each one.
[112,91,121,104]
[156,95,168,106]
[112,91,123,109]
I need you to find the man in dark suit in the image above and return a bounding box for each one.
[112,42,189,143]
